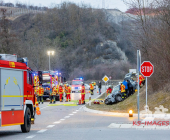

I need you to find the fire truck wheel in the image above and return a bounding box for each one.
[21,107,31,133]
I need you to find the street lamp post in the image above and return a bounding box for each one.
[47,51,54,71]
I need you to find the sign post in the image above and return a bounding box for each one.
[140,61,154,112]
[102,75,109,98]
[137,50,141,121]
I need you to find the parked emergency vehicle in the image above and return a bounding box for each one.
[0,54,36,133]
[34,71,61,100]
[72,78,84,93]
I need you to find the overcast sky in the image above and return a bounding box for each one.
[3,0,129,12]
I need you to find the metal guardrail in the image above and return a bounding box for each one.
[0,6,45,19]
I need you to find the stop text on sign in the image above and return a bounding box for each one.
[141,66,153,73]
[140,61,154,77]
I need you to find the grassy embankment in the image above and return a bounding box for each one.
[86,86,170,113]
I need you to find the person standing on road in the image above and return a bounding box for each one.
[98,81,102,95]
[90,82,94,95]
[66,85,71,102]
[37,85,44,104]
[51,84,57,104]
[122,79,128,97]
[59,84,63,102]
[81,83,86,104]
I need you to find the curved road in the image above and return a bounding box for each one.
[0,86,169,140]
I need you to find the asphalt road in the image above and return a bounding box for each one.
[0,86,170,140]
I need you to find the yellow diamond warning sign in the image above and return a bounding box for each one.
[102,75,109,83]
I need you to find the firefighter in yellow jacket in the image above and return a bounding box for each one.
[59,84,64,102]
[90,83,94,95]
[50,84,57,104]
[37,85,44,104]
[120,83,126,100]
[66,85,71,102]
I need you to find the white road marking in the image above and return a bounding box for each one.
[37,129,47,133]
[64,116,70,118]
[40,106,49,110]
[47,125,55,128]
[54,121,61,124]
[26,135,36,139]
[69,114,74,115]
[60,119,65,121]
[76,110,79,111]
[73,112,77,113]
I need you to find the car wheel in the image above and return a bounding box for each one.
[116,95,122,102]
[21,107,31,133]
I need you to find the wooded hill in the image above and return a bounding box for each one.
[0,2,136,80]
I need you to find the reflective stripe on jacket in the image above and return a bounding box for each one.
[121,84,125,93]
[38,87,44,96]
[59,86,63,94]
[67,87,71,94]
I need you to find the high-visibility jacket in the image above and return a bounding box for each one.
[67,87,71,94]
[139,75,143,81]
[81,86,85,94]
[121,84,126,93]
[59,86,63,94]
[52,87,57,95]
[107,88,112,94]
[140,75,145,81]
[90,84,94,90]
[64,86,68,93]
[55,85,59,94]
[38,87,44,96]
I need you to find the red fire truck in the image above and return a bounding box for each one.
[0,54,36,133]
[33,71,61,101]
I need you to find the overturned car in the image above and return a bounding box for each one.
[104,85,122,105]
[104,73,137,105]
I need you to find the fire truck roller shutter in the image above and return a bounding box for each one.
[0,68,24,127]
[1,69,24,111]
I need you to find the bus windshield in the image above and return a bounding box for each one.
[72,81,82,85]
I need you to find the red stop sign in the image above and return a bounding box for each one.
[140,61,154,77]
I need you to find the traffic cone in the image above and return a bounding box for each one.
[36,110,41,115]
[36,107,40,111]
[79,99,81,105]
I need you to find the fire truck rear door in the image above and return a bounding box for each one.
[0,68,24,127]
